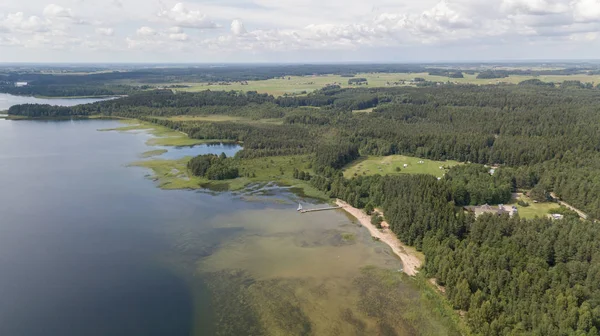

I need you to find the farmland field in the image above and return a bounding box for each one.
[343,155,460,179]
[161,72,600,96]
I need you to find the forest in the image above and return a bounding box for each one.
[187,154,239,180]
[9,82,600,335]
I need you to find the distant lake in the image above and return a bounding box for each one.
[0,93,113,110]
[0,118,459,336]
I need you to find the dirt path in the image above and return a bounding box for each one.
[550,192,588,219]
[335,199,422,276]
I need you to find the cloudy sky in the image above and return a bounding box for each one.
[1,0,600,63]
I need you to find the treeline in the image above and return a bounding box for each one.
[0,84,139,97]
[348,78,368,85]
[445,165,512,206]
[8,104,96,117]
[428,69,464,78]
[476,71,509,79]
[187,154,239,180]
[141,117,318,159]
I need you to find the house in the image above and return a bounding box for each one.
[550,214,564,220]
[465,204,518,218]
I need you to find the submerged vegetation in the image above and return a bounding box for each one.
[201,266,464,335]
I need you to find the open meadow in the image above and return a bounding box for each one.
[343,155,460,179]
[509,193,560,219]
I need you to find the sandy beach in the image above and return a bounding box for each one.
[336,199,423,276]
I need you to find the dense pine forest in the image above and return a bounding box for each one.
[9,83,600,335]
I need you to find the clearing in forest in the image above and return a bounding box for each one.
[343,155,460,179]
[508,193,560,220]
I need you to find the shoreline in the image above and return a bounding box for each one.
[335,199,423,276]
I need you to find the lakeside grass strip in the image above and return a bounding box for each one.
[131,155,328,200]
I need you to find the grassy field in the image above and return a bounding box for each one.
[343,155,460,179]
[157,72,600,96]
[509,194,560,219]
[132,155,328,200]
[352,107,374,114]
[139,149,168,158]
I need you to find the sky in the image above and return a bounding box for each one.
[1,0,600,63]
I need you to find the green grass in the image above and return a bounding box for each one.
[352,107,374,114]
[341,233,356,242]
[509,194,560,219]
[343,155,460,179]
[412,274,472,336]
[132,154,328,200]
[139,149,168,158]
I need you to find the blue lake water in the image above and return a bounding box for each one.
[0,93,113,110]
[0,118,455,335]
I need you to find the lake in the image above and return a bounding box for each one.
[0,93,113,111]
[0,119,460,335]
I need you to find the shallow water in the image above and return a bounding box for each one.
[0,118,460,336]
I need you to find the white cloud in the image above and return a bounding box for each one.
[572,0,600,22]
[167,26,183,34]
[111,0,124,8]
[231,19,247,35]
[157,3,219,29]
[0,35,20,46]
[500,0,569,15]
[2,12,50,33]
[169,32,189,41]
[3,0,600,61]
[136,26,156,36]
[43,4,73,18]
[96,27,114,36]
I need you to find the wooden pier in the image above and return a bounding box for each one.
[300,206,341,213]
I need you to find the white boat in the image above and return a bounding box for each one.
[297,203,303,211]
